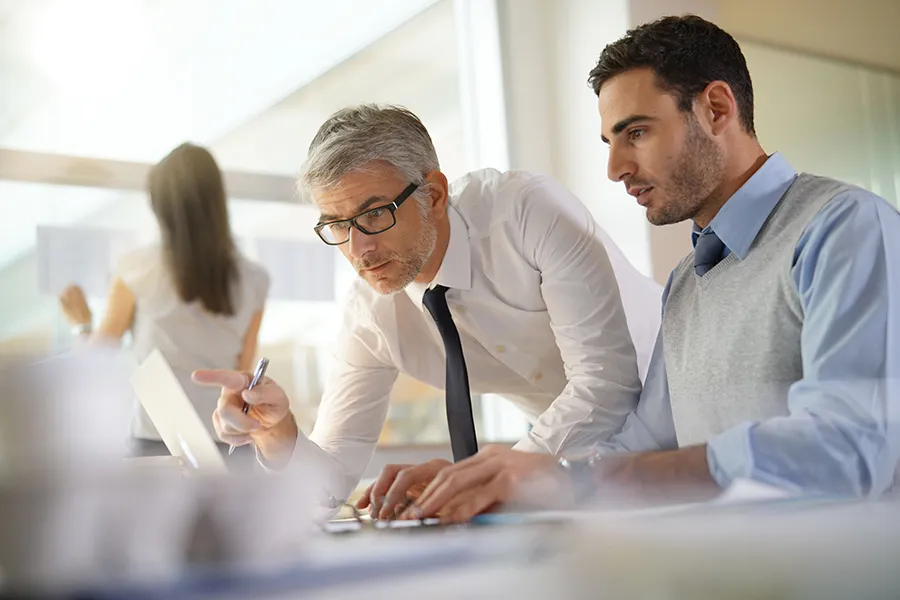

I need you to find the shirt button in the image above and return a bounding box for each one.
[534,372,543,382]
[454,305,467,314]
[495,345,506,353]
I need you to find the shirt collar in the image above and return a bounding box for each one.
[405,204,472,307]
[691,152,798,259]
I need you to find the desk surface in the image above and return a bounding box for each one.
[5,487,899,599]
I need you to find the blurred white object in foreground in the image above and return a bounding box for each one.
[0,348,318,595]
[567,496,900,599]
[0,347,132,477]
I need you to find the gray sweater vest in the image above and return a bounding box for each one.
[662,174,854,446]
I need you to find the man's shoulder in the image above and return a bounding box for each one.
[792,174,898,233]
[450,169,572,230]
[789,173,850,201]
[451,168,562,204]
[793,173,893,209]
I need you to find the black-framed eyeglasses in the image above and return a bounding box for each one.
[314,183,418,246]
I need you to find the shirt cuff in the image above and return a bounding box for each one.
[706,421,757,489]
[513,432,553,454]
[254,442,345,521]
[253,443,295,473]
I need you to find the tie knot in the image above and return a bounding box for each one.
[694,230,726,277]
[422,285,451,320]
[424,284,449,299]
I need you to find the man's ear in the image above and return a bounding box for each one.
[698,80,739,136]
[424,170,450,216]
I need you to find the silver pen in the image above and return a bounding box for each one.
[228,357,269,456]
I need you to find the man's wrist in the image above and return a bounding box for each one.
[252,412,299,467]
[558,449,603,503]
[71,323,92,336]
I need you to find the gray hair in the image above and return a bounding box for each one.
[298,104,440,207]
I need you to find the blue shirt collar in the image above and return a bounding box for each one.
[691,152,798,259]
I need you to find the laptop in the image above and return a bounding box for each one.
[129,349,228,474]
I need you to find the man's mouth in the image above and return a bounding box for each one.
[628,186,654,206]
[361,260,391,274]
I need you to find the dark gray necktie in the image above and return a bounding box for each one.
[422,285,478,461]
[694,230,727,276]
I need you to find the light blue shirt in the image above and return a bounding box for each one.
[599,153,900,496]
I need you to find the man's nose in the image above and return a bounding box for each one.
[347,225,377,260]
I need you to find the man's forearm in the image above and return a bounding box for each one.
[253,413,299,467]
[591,445,720,503]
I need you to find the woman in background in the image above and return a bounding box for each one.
[59,143,270,461]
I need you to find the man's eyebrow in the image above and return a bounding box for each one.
[317,195,388,224]
[600,114,657,144]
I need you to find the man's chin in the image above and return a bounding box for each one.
[646,205,684,227]
[646,210,669,226]
[361,273,408,296]
[372,282,405,296]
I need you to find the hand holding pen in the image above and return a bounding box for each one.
[193,356,298,462]
[193,359,302,468]
[228,357,269,455]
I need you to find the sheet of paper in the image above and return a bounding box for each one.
[36,226,138,297]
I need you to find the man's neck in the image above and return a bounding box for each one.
[694,142,768,229]
[415,214,451,284]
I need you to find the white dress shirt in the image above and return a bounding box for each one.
[289,169,662,512]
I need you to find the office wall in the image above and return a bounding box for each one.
[499,0,653,277]
[631,0,900,74]
[715,0,900,74]
[748,42,900,206]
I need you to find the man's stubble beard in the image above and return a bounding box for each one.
[360,212,438,296]
[647,118,726,227]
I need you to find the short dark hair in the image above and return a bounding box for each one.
[588,15,756,135]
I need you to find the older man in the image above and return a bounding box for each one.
[194,104,661,517]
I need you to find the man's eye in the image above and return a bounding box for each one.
[330,221,351,231]
[628,129,645,141]
[367,208,386,218]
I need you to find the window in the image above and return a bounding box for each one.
[0,0,525,447]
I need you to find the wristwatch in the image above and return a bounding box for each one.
[71,323,93,336]
[558,449,603,503]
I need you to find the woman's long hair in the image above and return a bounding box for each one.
[148,143,237,315]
